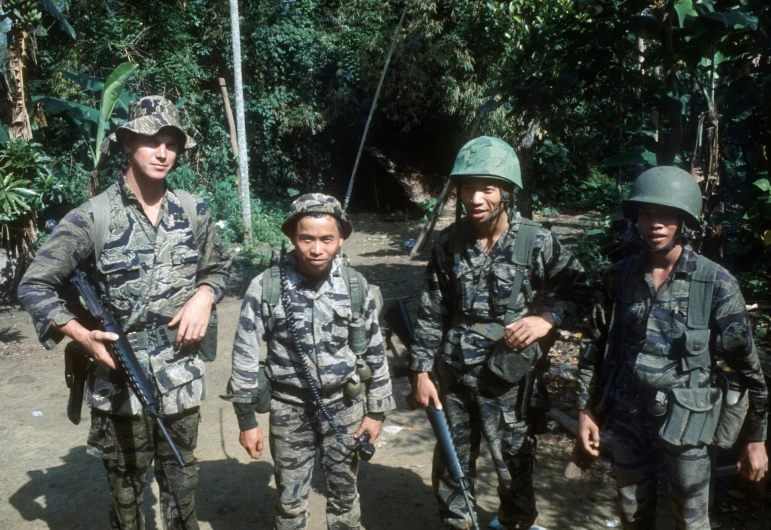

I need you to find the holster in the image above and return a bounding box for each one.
[64,341,92,425]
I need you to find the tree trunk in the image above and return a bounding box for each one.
[8,30,33,141]
[228,0,252,243]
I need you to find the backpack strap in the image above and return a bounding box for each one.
[89,190,112,264]
[173,189,200,249]
[504,220,541,325]
[687,255,718,331]
[262,264,282,333]
[347,267,367,319]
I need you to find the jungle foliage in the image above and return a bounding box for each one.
[0,0,770,299]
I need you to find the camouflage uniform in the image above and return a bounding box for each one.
[226,246,394,528]
[577,247,768,529]
[411,211,590,529]
[18,97,229,530]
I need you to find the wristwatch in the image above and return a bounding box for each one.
[549,311,563,328]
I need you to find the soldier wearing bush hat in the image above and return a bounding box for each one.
[18,94,229,529]
[577,166,768,529]
[409,136,591,529]
[226,192,394,529]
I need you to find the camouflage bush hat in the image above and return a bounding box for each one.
[281,193,353,238]
[449,136,523,190]
[101,95,196,156]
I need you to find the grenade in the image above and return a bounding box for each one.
[345,377,363,399]
[356,359,372,382]
[349,317,367,355]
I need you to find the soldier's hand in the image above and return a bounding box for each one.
[169,286,215,348]
[413,372,442,410]
[355,416,384,443]
[57,319,118,370]
[578,409,601,458]
[239,427,264,460]
[738,441,768,482]
[504,314,555,350]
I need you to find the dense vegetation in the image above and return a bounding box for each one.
[1,0,770,308]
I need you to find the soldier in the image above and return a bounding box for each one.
[224,193,395,529]
[18,96,230,530]
[576,166,768,529]
[410,137,590,529]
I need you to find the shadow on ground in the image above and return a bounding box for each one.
[7,446,275,530]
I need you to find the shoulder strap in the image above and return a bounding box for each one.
[173,189,200,248]
[504,220,541,324]
[262,264,282,333]
[687,255,718,330]
[346,267,367,319]
[89,190,112,263]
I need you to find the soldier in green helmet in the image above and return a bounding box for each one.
[576,166,768,529]
[410,136,591,529]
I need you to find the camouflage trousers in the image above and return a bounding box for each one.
[87,407,201,530]
[609,407,711,530]
[434,363,537,530]
[269,396,364,530]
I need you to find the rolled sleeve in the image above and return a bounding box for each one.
[193,199,230,301]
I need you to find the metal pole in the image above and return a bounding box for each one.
[343,8,407,212]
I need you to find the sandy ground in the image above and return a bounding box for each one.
[0,212,766,529]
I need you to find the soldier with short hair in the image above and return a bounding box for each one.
[18,96,230,530]
[224,193,395,530]
[577,166,768,530]
[410,137,591,529]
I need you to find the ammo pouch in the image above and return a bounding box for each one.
[658,387,722,447]
[255,364,272,414]
[488,341,543,385]
[713,385,749,449]
[196,310,219,362]
[468,321,542,384]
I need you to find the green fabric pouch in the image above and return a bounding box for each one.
[659,387,722,447]
[255,364,272,414]
[197,310,219,362]
[713,387,749,449]
[486,341,542,384]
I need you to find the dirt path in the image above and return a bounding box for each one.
[0,211,764,529]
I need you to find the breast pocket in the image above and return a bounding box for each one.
[491,262,518,313]
[97,250,141,312]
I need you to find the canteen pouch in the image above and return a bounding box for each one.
[658,387,722,447]
[197,310,219,362]
[713,387,749,449]
[487,341,542,384]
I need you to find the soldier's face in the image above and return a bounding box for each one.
[291,215,345,277]
[460,179,504,225]
[637,204,681,251]
[124,129,180,182]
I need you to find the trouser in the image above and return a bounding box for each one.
[610,407,711,530]
[434,363,537,530]
[87,408,201,530]
[269,396,364,530]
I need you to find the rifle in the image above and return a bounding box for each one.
[386,299,479,530]
[69,267,187,467]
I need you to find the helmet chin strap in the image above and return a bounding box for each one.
[644,221,688,254]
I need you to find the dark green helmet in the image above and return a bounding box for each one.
[622,166,702,229]
[449,136,522,190]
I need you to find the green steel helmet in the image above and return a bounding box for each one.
[622,166,702,229]
[449,136,522,190]
[281,193,353,238]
